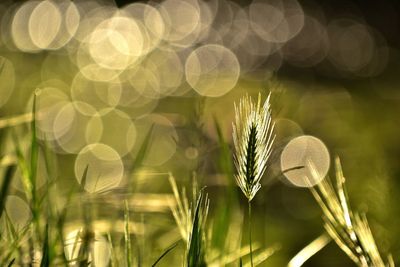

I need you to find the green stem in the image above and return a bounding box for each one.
[124,200,132,267]
[248,200,254,267]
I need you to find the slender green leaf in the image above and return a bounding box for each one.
[40,224,50,267]
[30,92,39,202]
[124,200,132,267]
[7,258,15,267]
[187,189,208,267]
[132,124,154,169]
[151,242,179,267]
[80,165,89,192]
[0,165,16,218]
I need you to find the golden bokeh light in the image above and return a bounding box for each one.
[249,0,304,43]
[185,44,240,97]
[71,72,122,112]
[133,114,178,166]
[33,87,70,140]
[88,15,144,70]
[282,15,329,67]
[123,3,165,54]
[11,1,41,52]
[159,0,201,45]
[74,143,124,193]
[53,101,103,154]
[139,49,184,97]
[281,135,330,187]
[0,0,398,265]
[28,1,62,50]
[90,108,136,156]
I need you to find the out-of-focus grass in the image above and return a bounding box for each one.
[0,78,399,266]
[0,0,398,265]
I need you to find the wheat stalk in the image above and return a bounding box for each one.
[232,93,275,266]
[232,93,275,201]
[308,157,394,267]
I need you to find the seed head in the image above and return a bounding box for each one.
[232,93,275,201]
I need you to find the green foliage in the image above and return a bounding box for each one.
[187,189,209,267]
[0,90,395,267]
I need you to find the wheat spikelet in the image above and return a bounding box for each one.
[308,157,394,267]
[232,93,275,201]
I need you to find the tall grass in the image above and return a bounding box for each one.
[168,173,278,267]
[168,174,209,266]
[232,93,275,266]
[0,91,395,266]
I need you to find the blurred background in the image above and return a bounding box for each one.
[0,0,400,266]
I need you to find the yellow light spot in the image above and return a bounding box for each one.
[185,44,240,97]
[281,135,330,187]
[74,143,124,193]
[29,0,62,49]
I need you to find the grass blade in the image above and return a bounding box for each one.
[151,242,179,267]
[187,189,209,267]
[125,200,132,267]
[40,224,50,267]
[288,233,331,267]
[30,92,39,206]
[80,165,89,192]
[0,165,16,218]
[132,124,154,169]
[7,258,15,267]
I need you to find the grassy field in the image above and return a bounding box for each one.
[1,0,400,266]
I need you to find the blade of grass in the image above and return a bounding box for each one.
[29,93,40,241]
[30,92,39,205]
[57,184,78,267]
[151,242,179,267]
[107,233,119,267]
[288,233,331,267]
[80,165,89,192]
[132,124,154,169]
[77,215,92,266]
[41,134,55,181]
[125,200,132,267]
[0,165,16,218]
[187,189,208,267]
[78,166,92,267]
[245,245,280,267]
[40,224,50,267]
[12,132,32,201]
[7,258,15,267]
[1,213,30,265]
